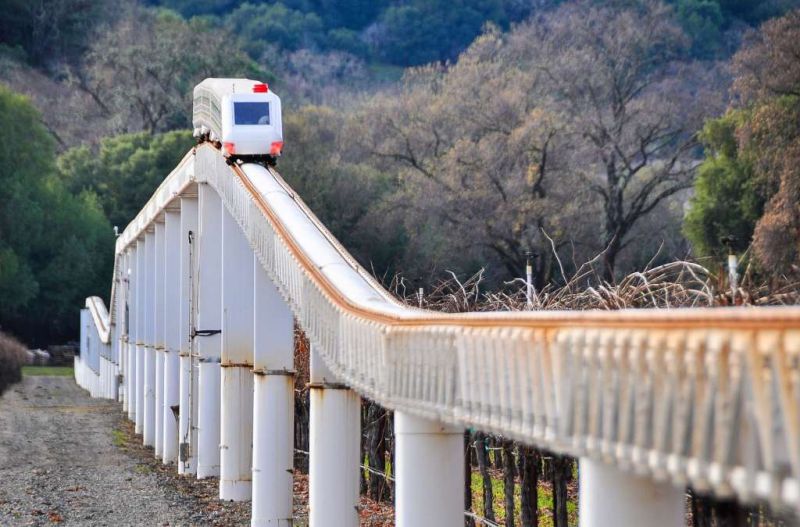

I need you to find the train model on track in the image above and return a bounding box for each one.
[192,78,283,166]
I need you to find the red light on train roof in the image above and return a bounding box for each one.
[253,83,269,93]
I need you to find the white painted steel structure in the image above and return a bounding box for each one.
[77,144,800,525]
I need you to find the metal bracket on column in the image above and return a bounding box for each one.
[221,362,254,368]
[192,328,221,338]
[254,368,296,377]
[307,381,350,390]
[198,356,222,363]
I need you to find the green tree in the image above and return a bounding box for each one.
[375,0,508,66]
[683,113,762,257]
[0,85,114,345]
[58,130,195,229]
[718,0,798,23]
[226,3,324,57]
[0,85,50,311]
[674,0,724,57]
[147,0,239,17]
[318,0,389,30]
[685,9,800,273]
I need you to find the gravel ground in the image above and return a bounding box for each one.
[0,375,394,527]
[0,375,246,526]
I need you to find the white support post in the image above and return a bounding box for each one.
[154,221,166,458]
[198,360,221,478]
[220,207,254,501]
[163,207,181,465]
[127,247,137,421]
[196,184,222,479]
[251,255,295,526]
[135,238,146,434]
[395,412,464,527]
[119,250,129,406]
[178,195,199,475]
[110,258,122,401]
[122,250,132,414]
[309,346,360,527]
[579,458,685,527]
[79,309,87,387]
[143,229,157,447]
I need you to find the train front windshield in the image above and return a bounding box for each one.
[234,102,270,125]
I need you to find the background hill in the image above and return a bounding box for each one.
[1,0,799,344]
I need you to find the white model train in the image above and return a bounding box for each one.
[192,78,283,165]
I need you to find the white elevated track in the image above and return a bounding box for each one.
[77,144,800,526]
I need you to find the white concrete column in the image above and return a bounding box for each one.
[122,250,131,413]
[251,257,294,527]
[80,309,89,387]
[309,346,360,527]
[111,255,123,402]
[126,246,137,421]
[579,457,685,527]
[135,238,146,434]
[163,207,181,465]
[197,361,221,478]
[154,221,166,458]
[120,250,130,406]
[196,184,222,479]
[395,412,463,527]
[143,229,157,447]
[121,336,128,410]
[178,195,199,475]
[220,207,254,501]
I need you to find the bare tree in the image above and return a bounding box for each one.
[355,28,590,283]
[80,6,258,134]
[356,1,723,284]
[519,1,721,279]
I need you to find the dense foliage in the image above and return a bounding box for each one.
[685,9,800,273]
[0,86,113,345]
[58,131,196,229]
[143,0,799,65]
[153,0,532,66]
[684,113,762,257]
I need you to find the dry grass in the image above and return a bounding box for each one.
[0,331,27,395]
[390,259,800,313]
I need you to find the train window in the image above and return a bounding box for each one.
[234,102,270,125]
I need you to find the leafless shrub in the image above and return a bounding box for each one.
[392,256,800,313]
[0,331,27,395]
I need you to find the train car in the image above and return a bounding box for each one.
[192,78,283,165]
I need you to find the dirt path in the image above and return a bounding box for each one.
[0,375,201,526]
[0,374,395,526]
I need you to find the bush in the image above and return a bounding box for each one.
[0,331,27,395]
